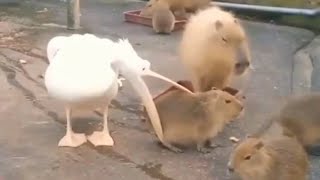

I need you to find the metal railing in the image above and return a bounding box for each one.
[212,2,320,17]
[140,0,320,17]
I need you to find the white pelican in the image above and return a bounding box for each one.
[44,34,193,147]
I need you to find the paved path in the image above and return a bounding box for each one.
[0,1,319,179]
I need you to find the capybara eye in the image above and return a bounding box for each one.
[222,37,228,43]
[244,155,251,160]
[225,100,231,104]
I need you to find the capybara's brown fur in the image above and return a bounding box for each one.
[275,93,320,155]
[147,87,244,153]
[249,93,320,156]
[139,0,211,19]
[228,136,309,180]
[153,80,242,99]
[149,0,175,34]
[179,6,251,92]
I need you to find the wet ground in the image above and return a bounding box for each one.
[0,0,319,180]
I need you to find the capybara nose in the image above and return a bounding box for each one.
[227,161,234,172]
[228,166,234,172]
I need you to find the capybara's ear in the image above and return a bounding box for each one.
[222,86,239,96]
[177,80,194,92]
[254,140,264,150]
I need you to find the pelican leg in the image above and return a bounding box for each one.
[87,106,114,146]
[58,107,87,147]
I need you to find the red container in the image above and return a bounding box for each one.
[123,10,187,31]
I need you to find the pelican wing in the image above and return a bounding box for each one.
[44,36,118,103]
[47,36,68,63]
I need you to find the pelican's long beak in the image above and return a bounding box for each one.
[129,76,164,142]
[128,69,193,143]
[143,69,193,94]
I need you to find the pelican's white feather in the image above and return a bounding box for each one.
[112,38,150,74]
[115,39,139,61]
[44,34,118,104]
[46,34,110,63]
[47,36,68,63]
[46,34,85,63]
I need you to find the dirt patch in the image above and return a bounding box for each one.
[0,21,23,34]
[0,1,57,57]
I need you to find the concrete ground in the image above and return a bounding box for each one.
[0,0,319,179]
